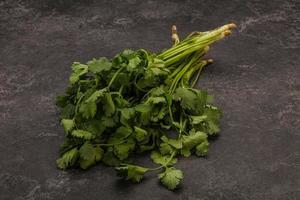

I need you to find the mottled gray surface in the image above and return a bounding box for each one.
[0,0,299,199]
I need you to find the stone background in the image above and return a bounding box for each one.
[0,0,299,199]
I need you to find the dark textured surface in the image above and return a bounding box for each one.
[1,0,300,199]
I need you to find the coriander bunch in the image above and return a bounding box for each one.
[56,23,236,190]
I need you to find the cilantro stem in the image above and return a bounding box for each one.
[107,66,125,89]
[164,151,177,167]
[148,166,164,171]
[159,24,235,64]
[75,94,85,114]
[169,53,198,94]
[96,141,125,146]
[190,59,212,88]
[168,103,174,123]
[119,85,124,94]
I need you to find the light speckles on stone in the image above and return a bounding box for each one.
[240,1,300,49]
[113,17,133,25]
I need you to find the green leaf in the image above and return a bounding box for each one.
[103,93,115,116]
[60,104,75,119]
[180,130,207,157]
[195,140,209,156]
[158,167,183,190]
[56,148,79,170]
[190,115,207,124]
[108,126,132,144]
[69,62,88,84]
[121,49,135,56]
[150,86,166,96]
[135,103,151,112]
[173,87,197,111]
[159,143,173,155]
[120,108,135,126]
[71,130,95,140]
[61,119,74,133]
[113,139,135,160]
[150,151,177,166]
[161,136,182,149]
[87,57,112,73]
[150,67,169,76]
[148,96,166,104]
[148,57,165,69]
[79,142,103,169]
[180,148,191,157]
[102,147,121,167]
[202,106,222,135]
[135,103,152,125]
[79,89,106,119]
[134,126,148,142]
[79,101,97,119]
[83,119,105,136]
[182,130,207,150]
[116,164,148,183]
[101,116,117,127]
[127,56,141,71]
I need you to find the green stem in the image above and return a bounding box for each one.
[159,25,231,62]
[164,151,177,167]
[169,53,200,94]
[168,103,174,123]
[107,66,124,89]
[95,141,125,146]
[148,166,164,171]
[191,63,205,88]
[75,94,85,114]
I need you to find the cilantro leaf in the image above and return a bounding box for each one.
[83,119,105,136]
[79,142,104,169]
[101,115,117,127]
[158,167,183,190]
[87,57,112,73]
[108,126,132,144]
[161,136,182,149]
[195,140,209,156]
[202,106,222,135]
[71,130,95,140]
[102,147,121,167]
[127,56,141,71]
[180,130,207,157]
[116,164,149,183]
[134,126,148,142]
[159,143,173,155]
[190,115,207,124]
[103,93,115,116]
[113,138,135,160]
[60,104,75,119]
[151,151,177,166]
[61,119,75,133]
[56,148,79,170]
[182,130,207,149]
[173,87,197,111]
[69,62,88,84]
[79,89,106,119]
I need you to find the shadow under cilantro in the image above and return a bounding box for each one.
[113,175,151,191]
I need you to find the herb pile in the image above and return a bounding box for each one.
[56,23,236,190]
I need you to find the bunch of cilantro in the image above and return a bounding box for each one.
[56,23,236,190]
